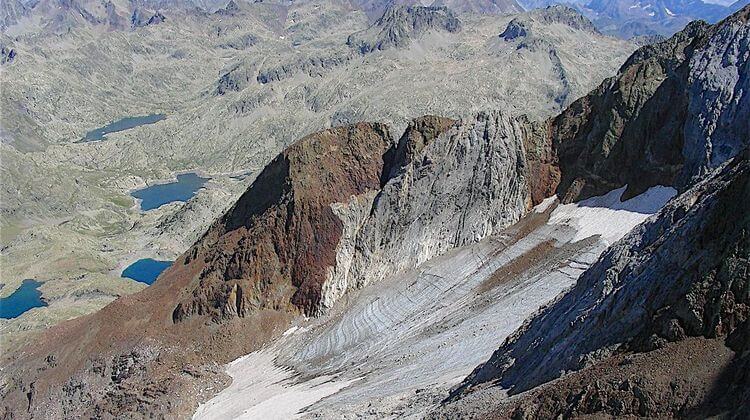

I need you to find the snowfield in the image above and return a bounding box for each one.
[194,186,676,419]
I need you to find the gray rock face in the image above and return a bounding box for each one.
[681,9,750,187]
[456,152,749,396]
[347,5,461,54]
[431,0,522,15]
[217,33,257,50]
[256,52,351,84]
[550,8,750,203]
[1,43,16,65]
[215,60,257,94]
[320,112,532,310]
[130,8,164,28]
[501,5,598,40]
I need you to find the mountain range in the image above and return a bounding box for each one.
[518,0,750,36]
[4,0,746,38]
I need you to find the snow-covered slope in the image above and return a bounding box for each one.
[443,152,749,419]
[194,185,675,418]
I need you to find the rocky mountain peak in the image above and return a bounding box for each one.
[500,5,599,41]
[172,122,395,320]
[541,6,748,203]
[347,5,461,54]
[215,0,240,15]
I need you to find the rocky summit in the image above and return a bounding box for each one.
[347,5,462,54]
[1,1,749,419]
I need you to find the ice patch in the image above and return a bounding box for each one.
[193,350,361,420]
[548,185,676,244]
[534,196,557,213]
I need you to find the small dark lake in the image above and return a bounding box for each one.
[121,259,173,285]
[131,172,209,211]
[0,279,47,319]
[80,114,166,142]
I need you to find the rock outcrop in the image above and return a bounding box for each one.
[320,112,533,310]
[256,52,351,84]
[130,9,165,28]
[172,122,395,319]
[500,5,599,41]
[347,5,461,54]
[1,42,16,65]
[544,7,749,202]
[215,60,257,94]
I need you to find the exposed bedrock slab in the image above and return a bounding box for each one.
[547,8,749,202]
[321,112,533,312]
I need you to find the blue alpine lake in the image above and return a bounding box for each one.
[0,279,47,319]
[131,172,209,211]
[121,259,173,285]
[80,114,166,142]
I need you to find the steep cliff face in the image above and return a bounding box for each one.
[681,7,750,187]
[172,122,394,319]
[321,112,533,309]
[547,6,749,202]
[548,20,707,202]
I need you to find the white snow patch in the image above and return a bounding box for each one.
[194,350,361,420]
[534,196,557,213]
[548,185,676,245]
[282,326,299,336]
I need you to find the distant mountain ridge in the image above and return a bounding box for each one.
[2,0,523,35]
[517,0,748,37]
